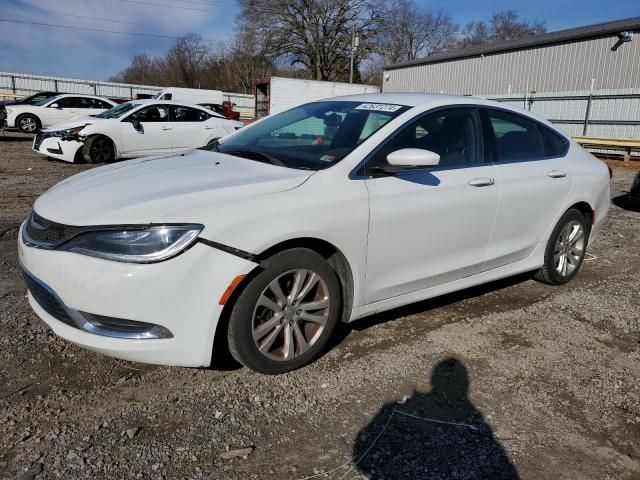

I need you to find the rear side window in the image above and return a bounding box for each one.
[486,110,546,162]
[172,106,210,122]
[540,125,568,157]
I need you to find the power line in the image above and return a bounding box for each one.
[2,4,230,37]
[0,18,230,42]
[115,0,220,12]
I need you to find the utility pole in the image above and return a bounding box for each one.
[349,26,359,83]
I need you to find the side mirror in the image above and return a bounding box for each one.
[131,119,143,132]
[50,103,61,109]
[387,148,440,168]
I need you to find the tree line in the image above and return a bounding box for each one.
[111,1,545,93]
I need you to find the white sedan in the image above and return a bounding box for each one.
[19,93,610,374]
[5,94,116,133]
[32,100,244,163]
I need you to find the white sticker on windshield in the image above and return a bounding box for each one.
[355,103,403,112]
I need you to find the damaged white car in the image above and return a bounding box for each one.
[32,100,244,163]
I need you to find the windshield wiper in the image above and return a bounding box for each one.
[225,149,286,167]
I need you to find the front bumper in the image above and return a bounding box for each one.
[18,223,258,366]
[33,133,83,163]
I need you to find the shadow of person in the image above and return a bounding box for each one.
[353,358,519,479]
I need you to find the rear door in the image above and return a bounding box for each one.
[120,104,172,156]
[482,108,573,270]
[169,106,213,150]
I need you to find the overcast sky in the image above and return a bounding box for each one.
[0,0,638,81]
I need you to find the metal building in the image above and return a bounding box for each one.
[383,17,640,96]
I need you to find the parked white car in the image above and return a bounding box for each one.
[19,93,610,374]
[5,94,117,133]
[32,100,244,163]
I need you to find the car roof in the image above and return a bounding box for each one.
[50,93,115,102]
[327,92,508,109]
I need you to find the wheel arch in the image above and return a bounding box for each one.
[567,201,594,226]
[209,237,355,368]
[16,112,41,129]
[83,133,120,160]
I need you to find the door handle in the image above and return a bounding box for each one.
[548,170,567,178]
[161,126,172,131]
[468,177,495,187]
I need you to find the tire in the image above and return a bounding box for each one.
[82,135,115,164]
[16,114,40,134]
[228,248,341,374]
[534,208,590,285]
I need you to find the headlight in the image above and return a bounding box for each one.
[62,124,89,140]
[58,225,203,263]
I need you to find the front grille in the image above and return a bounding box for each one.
[22,269,76,328]
[24,211,84,248]
[33,132,50,150]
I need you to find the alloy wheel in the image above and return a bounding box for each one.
[554,220,585,277]
[91,138,112,162]
[252,269,330,362]
[20,117,37,132]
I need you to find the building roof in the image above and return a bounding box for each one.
[385,16,640,71]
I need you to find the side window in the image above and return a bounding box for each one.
[77,97,94,109]
[161,93,172,100]
[132,105,170,122]
[172,106,210,122]
[89,99,113,109]
[55,97,79,109]
[369,108,482,171]
[540,125,568,157]
[486,110,546,162]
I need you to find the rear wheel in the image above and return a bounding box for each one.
[82,135,115,164]
[16,114,40,133]
[227,248,340,374]
[534,208,590,285]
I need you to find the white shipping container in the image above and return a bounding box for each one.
[255,77,380,118]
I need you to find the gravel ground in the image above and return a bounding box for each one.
[1,131,639,480]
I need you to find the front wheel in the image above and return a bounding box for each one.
[227,248,340,374]
[82,135,115,164]
[16,114,40,133]
[534,208,590,285]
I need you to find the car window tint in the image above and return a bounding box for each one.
[56,97,79,109]
[370,108,482,170]
[540,125,568,157]
[173,106,209,122]
[134,106,169,122]
[358,112,393,142]
[76,97,95,109]
[487,110,546,162]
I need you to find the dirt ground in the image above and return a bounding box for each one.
[1,131,639,480]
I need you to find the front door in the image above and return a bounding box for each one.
[364,107,499,304]
[120,105,172,156]
[44,96,79,126]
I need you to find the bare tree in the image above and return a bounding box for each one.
[237,0,384,81]
[458,10,546,48]
[381,0,457,64]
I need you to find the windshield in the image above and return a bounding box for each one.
[20,92,59,105]
[95,102,139,119]
[203,100,410,171]
[35,95,60,106]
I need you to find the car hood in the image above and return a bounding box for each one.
[44,116,103,131]
[33,149,314,226]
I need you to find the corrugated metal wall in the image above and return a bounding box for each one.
[0,72,257,118]
[383,32,640,96]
